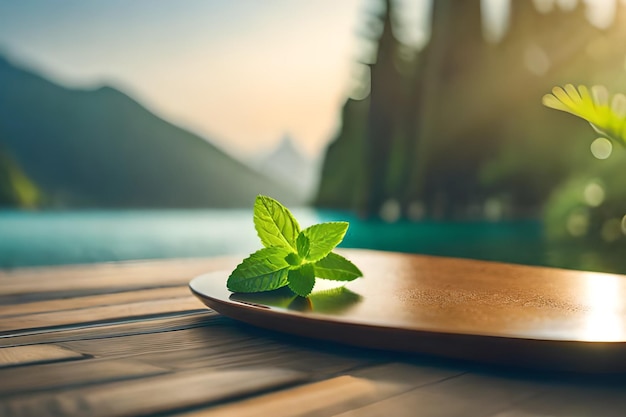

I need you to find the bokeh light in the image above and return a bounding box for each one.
[601,218,622,242]
[583,181,605,207]
[567,209,590,237]
[590,137,613,159]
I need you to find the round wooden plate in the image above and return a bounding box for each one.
[189,249,626,373]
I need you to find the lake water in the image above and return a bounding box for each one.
[1,209,624,274]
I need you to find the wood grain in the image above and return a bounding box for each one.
[180,375,379,417]
[0,358,167,396]
[0,345,84,367]
[0,256,238,302]
[0,311,218,348]
[181,363,465,417]
[1,368,306,417]
[333,372,547,417]
[134,339,382,376]
[496,383,626,417]
[59,326,258,357]
[0,295,205,334]
[61,324,383,376]
[0,286,192,318]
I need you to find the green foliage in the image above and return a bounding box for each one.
[228,195,362,297]
[226,247,291,293]
[300,222,348,262]
[542,84,626,249]
[543,150,626,244]
[313,252,362,282]
[317,0,626,222]
[543,85,626,147]
[287,264,315,297]
[0,147,41,208]
[296,233,310,259]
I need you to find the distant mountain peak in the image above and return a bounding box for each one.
[249,133,320,203]
[264,133,309,163]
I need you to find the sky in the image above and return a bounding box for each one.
[0,0,376,158]
[0,0,617,159]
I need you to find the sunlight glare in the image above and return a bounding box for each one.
[481,0,510,43]
[584,0,617,29]
[582,273,626,341]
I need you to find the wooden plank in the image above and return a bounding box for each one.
[0,311,218,348]
[0,345,84,367]
[0,295,206,334]
[59,320,386,375]
[0,256,237,301]
[58,324,258,358]
[133,341,381,376]
[180,376,379,417]
[331,371,550,417]
[491,381,626,417]
[0,358,167,396]
[1,368,307,417]
[64,330,368,376]
[0,286,192,318]
[180,363,465,417]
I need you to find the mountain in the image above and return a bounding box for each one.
[249,134,320,203]
[0,54,298,208]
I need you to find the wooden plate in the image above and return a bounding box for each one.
[189,249,626,373]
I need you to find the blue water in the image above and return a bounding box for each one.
[0,209,623,274]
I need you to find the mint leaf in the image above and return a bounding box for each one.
[287,263,315,297]
[301,222,348,262]
[284,252,302,267]
[227,247,291,293]
[254,195,300,250]
[227,196,362,295]
[314,252,363,281]
[296,233,310,258]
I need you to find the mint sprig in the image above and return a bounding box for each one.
[227,195,363,297]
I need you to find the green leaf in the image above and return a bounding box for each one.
[287,263,315,297]
[301,222,348,262]
[314,252,363,281]
[253,195,300,250]
[543,84,626,146]
[227,247,291,293]
[284,252,302,267]
[296,232,310,258]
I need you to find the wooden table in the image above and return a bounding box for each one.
[2,250,626,417]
